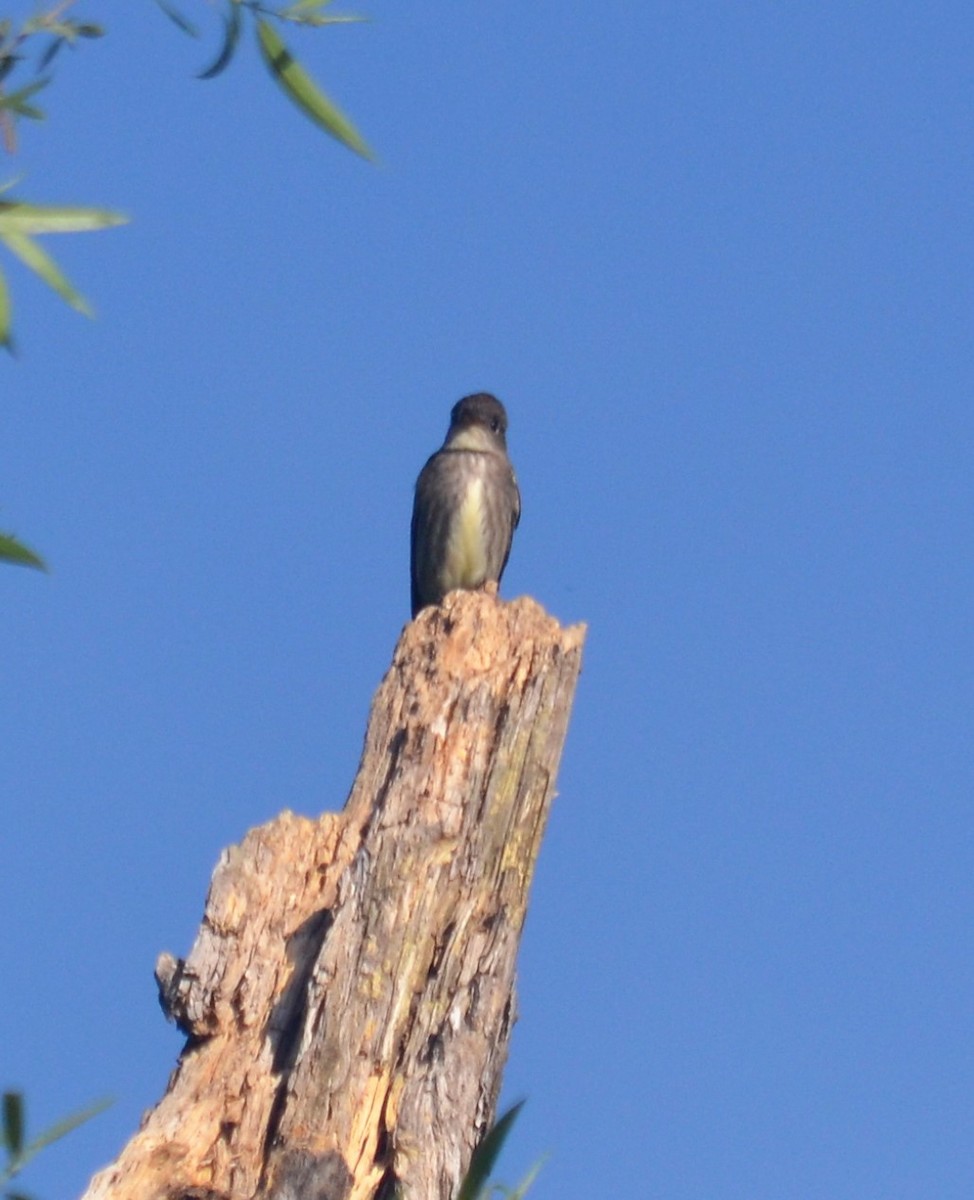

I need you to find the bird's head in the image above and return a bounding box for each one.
[445,393,509,452]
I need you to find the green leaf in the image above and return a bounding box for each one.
[0,54,21,85]
[282,15,368,28]
[0,203,126,333]
[456,1101,524,1200]
[2,1092,25,1156]
[0,1097,110,1182]
[0,533,44,570]
[0,230,93,316]
[255,18,374,160]
[20,1097,111,1158]
[0,201,128,235]
[9,101,44,121]
[154,0,200,38]
[38,39,65,72]
[0,261,11,346]
[504,1156,547,1199]
[0,77,50,116]
[278,1,367,25]
[198,2,243,80]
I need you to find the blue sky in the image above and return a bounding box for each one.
[4,3,974,1197]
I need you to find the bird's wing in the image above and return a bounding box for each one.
[496,461,521,582]
[410,451,443,617]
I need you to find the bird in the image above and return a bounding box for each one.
[410,393,521,618]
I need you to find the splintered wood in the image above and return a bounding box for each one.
[82,592,585,1200]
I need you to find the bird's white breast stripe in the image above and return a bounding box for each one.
[443,475,487,588]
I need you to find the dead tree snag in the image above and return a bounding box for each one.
[82,591,585,1200]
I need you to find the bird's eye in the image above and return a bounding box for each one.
[490,417,501,433]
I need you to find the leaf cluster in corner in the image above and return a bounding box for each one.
[157,0,375,160]
[0,5,104,155]
[0,198,128,348]
[1,1090,112,1197]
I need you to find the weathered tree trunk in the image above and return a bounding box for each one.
[81,591,584,1200]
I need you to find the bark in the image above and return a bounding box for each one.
[81,591,585,1200]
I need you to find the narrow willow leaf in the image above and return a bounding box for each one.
[281,0,366,21]
[456,1101,524,1200]
[9,101,44,120]
[19,1097,111,1160]
[0,533,45,571]
[2,1097,110,1177]
[0,77,50,114]
[505,1156,547,1199]
[24,16,82,39]
[255,19,374,160]
[0,263,10,346]
[0,201,128,234]
[7,81,49,103]
[0,230,93,316]
[154,0,200,38]
[198,2,243,80]
[0,55,20,85]
[2,1092,25,1155]
[285,15,368,27]
[38,38,65,71]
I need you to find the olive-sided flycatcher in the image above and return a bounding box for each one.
[410,393,521,618]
